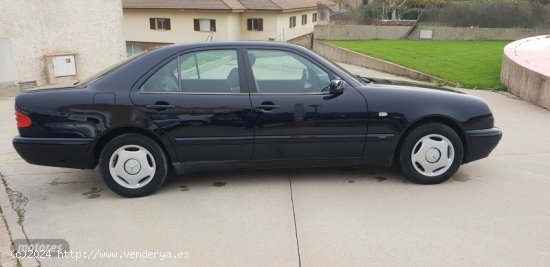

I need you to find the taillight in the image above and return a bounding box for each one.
[15,110,32,128]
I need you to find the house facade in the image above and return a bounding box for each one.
[0,0,126,93]
[123,0,331,55]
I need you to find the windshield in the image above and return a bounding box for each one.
[75,51,146,87]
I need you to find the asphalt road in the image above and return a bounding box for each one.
[1,65,550,266]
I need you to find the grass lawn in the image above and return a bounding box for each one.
[327,40,510,90]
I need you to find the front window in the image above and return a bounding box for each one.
[247,50,331,93]
[302,15,307,25]
[313,13,317,23]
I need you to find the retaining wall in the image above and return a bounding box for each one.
[409,26,550,41]
[501,36,550,110]
[313,41,447,84]
[314,25,412,40]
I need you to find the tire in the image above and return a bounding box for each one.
[99,134,168,197]
[398,123,463,184]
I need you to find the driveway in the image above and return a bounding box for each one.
[1,64,550,266]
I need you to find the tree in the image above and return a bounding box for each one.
[376,0,409,19]
[529,0,549,27]
[334,0,346,10]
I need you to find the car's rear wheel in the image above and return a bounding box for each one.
[99,134,168,197]
[398,123,463,184]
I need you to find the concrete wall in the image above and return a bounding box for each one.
[314,24,550,41]
[0,0,126,89]
[314,25,412,40]
[313,40,447,84]
[0,37,17,83]
[409,26,550,41]
[501,37,550,110]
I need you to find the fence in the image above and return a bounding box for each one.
[418,2,550,29]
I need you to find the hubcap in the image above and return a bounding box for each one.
[109,145,156,189]
[425,148,441,163]
[124,159,141,175]
[411,134,455,177]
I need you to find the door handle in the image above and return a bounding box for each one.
[254,104,280,111]
[146,104,175,109]
[146,102,175,111]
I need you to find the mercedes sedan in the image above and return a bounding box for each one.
[13,42,502,197]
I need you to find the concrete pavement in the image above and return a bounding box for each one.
[1,64,550,266]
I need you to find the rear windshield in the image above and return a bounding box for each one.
[75,51,146,87]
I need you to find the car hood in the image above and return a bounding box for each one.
[364,77,464,94]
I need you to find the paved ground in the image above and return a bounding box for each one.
[1,64,550,266]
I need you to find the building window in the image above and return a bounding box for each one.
[247,18,263,31]
[302,15,307,25]
[194,19,216,32]
[289,16,296,28]
[313,13,317,23]
[149,18,171,30]
[126,43,143,56]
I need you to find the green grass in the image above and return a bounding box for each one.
[327,40,510,90]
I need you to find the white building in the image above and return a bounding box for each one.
[123,0,333,55]
[0,0,126,94]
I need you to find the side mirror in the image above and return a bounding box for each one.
[329,79,345,95]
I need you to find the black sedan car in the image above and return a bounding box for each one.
[13,42,502,197]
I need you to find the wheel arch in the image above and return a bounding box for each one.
[91,126,177,169]
[394,115,468,164]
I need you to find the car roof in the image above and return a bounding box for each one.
[154,41,306,53]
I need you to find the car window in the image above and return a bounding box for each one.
[139,59,179,92]
[247,50,331,93]
[179,50,240,93]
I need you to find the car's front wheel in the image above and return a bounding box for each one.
[99,134,168,197]
[398,123,464,184]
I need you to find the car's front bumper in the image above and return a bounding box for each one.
[13,136,95,169]
[463,127,502,163]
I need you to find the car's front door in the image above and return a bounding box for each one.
[130,48,255,165]
[245,48,368,161]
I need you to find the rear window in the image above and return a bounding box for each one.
[75,51,146,87]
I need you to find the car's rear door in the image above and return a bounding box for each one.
[130,48,255,164]
[244,48,368,161]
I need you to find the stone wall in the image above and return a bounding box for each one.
[314,25,412,40]
[408,26,550,41]
[0,0,126,90]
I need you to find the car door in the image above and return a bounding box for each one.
[244,48,368,161]
[130,48,255,164]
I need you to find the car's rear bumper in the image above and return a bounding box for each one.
[463,127,502,163]
[13,136,95,169]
